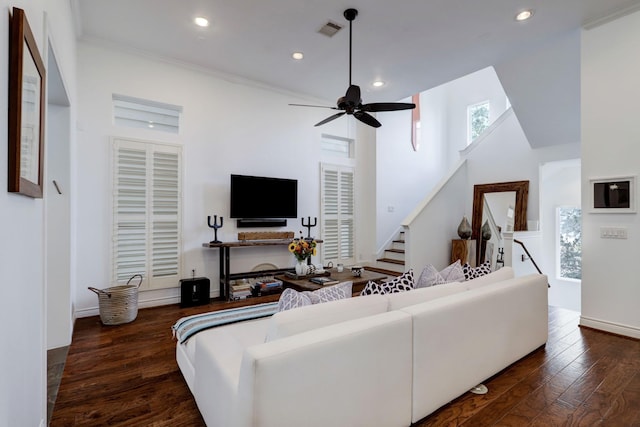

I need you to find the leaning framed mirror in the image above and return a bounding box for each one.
[8,7,46,198]
[471,181,529,261]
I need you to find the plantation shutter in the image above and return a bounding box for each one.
[321,163,355,265]
[113,138,182,290]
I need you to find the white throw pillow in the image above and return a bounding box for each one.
[276,281,353,312]
[277,288,313,312]
[416,260,465,288]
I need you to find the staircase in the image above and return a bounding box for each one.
[371,231,405,275]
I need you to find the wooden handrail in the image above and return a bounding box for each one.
[513,239,550,288]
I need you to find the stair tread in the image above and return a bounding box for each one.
[377,257,405,265]
[364,267,402,277]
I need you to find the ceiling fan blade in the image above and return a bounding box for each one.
[315,112,346,127]
[354,111,382,128]
[345,85,361,105]
[289,103,337,110]
[360,102,416,112]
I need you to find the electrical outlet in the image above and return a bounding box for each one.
[600,227,628,239]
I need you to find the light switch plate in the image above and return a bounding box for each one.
[600,227,628,239]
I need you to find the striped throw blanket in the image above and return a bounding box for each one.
[172,302,278,343]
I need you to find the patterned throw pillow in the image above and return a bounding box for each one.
[277,281,353,312]
[462,261,492,281]
[416,260,465,288]
[360,270,414,296]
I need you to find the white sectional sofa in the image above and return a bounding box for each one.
[176,267,548,427]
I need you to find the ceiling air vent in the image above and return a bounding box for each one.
[318,21,342,37]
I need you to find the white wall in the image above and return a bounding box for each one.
[376,67,508,249]
[0,1,77,426]
[404,106,581,273]
[74,42,376,316]
[581,11,640,338]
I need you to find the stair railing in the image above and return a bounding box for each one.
[513,239,550,288]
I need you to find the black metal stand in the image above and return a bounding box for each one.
[207,215,223,244]
[301,216,317,239]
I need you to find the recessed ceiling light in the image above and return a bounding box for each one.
[515,10,534,21]
[292,52,304,60]
[194,16,209,27]
[372,80,385,87]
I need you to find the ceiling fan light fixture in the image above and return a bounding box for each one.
[515,9,534,21]
[194,16,209,27]
[292,52,304,60]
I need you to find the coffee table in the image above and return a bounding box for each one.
[275,269,389,295]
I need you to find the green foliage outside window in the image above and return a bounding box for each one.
[559,207,582,280]
[469,102,490,142]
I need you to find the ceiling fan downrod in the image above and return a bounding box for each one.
[344,8,358,87]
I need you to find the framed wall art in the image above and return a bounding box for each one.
[589,175,636,213]
[8,7,46,198]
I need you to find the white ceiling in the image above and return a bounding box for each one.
[74,0,640,145]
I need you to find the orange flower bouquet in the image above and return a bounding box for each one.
[288,234,317,262]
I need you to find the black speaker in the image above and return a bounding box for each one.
[180,277,210,307]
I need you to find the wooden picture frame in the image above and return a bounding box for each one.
[589,175,636,213]
[8,7,46,198]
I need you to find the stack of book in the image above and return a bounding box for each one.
[252,279,283,296]
[230,282,252,300]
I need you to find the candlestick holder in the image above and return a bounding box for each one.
[207,215,223,244]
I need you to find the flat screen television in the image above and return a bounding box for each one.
[230,174,298,219]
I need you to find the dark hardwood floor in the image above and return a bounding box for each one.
[51,300,640,426]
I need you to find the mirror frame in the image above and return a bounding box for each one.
[471,180,529,252]
[8,7,46,198]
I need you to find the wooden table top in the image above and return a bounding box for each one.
[275,268,388,293]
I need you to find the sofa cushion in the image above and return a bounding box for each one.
[277,281,353,312]
[462,260,492,280]
[386,281,467,310]
[464,267,514,290]
[360,270,414,295]
[264,294,388,342]
[416,260,465,288]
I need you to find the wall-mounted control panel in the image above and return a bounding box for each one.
[600,227,628,239]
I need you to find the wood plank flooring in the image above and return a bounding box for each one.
[51,301,640,426]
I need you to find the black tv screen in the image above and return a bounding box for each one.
[230,174,298,219]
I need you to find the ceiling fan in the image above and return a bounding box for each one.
[290,8,416,128]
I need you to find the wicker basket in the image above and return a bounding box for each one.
[88,274,143,325]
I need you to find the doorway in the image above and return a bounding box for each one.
[540,159,581,312]
[45,42,72,349]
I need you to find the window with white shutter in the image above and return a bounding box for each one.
[112,137,182,290]
[321,163,355,265]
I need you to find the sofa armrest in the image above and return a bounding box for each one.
[402,273,548,422]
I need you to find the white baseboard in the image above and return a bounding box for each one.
[579,315,640,339]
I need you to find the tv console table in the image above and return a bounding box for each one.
[202,240,322,301]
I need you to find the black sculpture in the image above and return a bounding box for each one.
[301,216,317,239]
[207,215,223,244]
